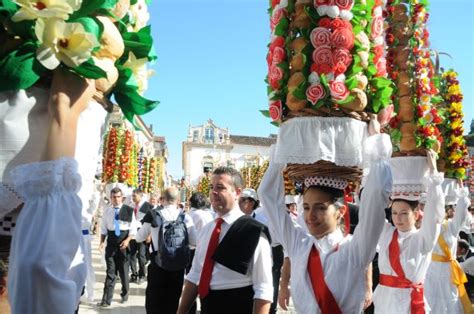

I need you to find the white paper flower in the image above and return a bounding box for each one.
[35,18,99,69]
[327,6,340,18]
[339,10,353,21]
[317,5,329,16]
[123,52,152,94]
[308,72,321,84]
[12,0,81,22]
[129,0,150,32]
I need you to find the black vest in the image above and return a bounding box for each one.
[139,201,153,215]
[118,204,134,222]
[213,215,271,275]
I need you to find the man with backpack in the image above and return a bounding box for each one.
[135,186,196,313]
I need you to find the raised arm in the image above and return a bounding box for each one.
[257,156,305,257]
[448,184,471,237]
[416,150,444,254]
[350,133,393,267]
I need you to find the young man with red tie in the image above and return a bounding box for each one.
[177,167,273,314]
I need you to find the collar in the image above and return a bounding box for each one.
[313,229,344,254]
[163,204,178,211]
[398,227,417,239]
[218,207,244,225]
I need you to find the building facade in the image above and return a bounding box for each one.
[182,119,277,185]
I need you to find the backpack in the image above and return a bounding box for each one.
[150,209,190,271]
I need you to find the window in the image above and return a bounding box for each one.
[192,130,199,142]
[204,127,214,143]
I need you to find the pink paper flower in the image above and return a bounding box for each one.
[310,27,332,47]
[269,100,282,121]
[306,83,327,105]
[329,80,349,100]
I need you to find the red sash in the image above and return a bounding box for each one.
[307,245,342,314]
[379,229,425,314]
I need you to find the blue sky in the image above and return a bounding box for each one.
[142,0,474,179]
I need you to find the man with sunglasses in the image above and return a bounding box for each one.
[97,187,137,307]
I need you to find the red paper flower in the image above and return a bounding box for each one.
[315,0,329,6]
[272,46,286,64]
[271,0,280,8]
[375,57,387,77]
[306,83,327,105]
[270,36,285,51]
[312,45,333,65]
[331,27,354,49]
[319,17,332,28]
[333,48,352,67]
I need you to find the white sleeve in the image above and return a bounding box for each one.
[416,172,445,254]
[461,256,474,276]
[251,234,274,302]
[185,214,197,247]
[186,231,205,285]
[8,158,83,314]
[257,159,307,257]
[350,134,393,267]
[135,222,152,243]
[100,208,109,236]
[129,209,137,237]
[448,187,471,237]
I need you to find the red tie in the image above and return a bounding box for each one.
[134,204,139,218]
[198,218,224,298]
[307,245,342,314]
[379,229,425,314]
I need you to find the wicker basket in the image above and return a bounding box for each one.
[283,107,370,122]
[284,160,363,184]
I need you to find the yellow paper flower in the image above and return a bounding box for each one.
[35,18,99,70]
[12,0,81,22]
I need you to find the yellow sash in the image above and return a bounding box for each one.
[432,223,472,314]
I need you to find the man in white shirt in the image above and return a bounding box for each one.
[135,186,196,313]
[97,187,137,307]
[178,167,273,314]
[129,189,152,284]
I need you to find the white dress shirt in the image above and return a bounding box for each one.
[258,133,392,313]
[135,205,196,250]
[101,204,137,236]
[373,172,445,314]
[133,200,147,227]
[186,207,274,302]
[188,207,214,237]
[424,187,471,314]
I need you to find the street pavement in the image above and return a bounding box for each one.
[80,235,296,313]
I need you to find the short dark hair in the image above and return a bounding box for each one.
[132,189,143,195]
[190,192,208,209]
[110,187,123,196]
[392,199,419,211]
[213,166,243,190]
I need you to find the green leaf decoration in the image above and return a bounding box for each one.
[371,77,392,89]
[336,94,356,105]
[69,0,119,20]
[367,64,377,76]
[292,80,308,100]
[113,65,159,125]
[121,25,155,62]
[3,18,35,39]
[274,17,289,37]
[72,58,107,79]
[270,121,280,127]
[0,41,46,92]
[320,74,329,89]
[371,98,382,113]
[260,110,270,118]
[346,75,359,90]
[0,0,17,20]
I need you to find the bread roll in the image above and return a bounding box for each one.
[291,4,311,29]
[343,88,367,111]
[400,122,417,151]
[94,57,119,95]
[398,96,414,122]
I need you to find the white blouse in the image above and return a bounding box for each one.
[373,172,445,314]
[8,158,85,314]
[259,134,393,313]
[424,187,471,314]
